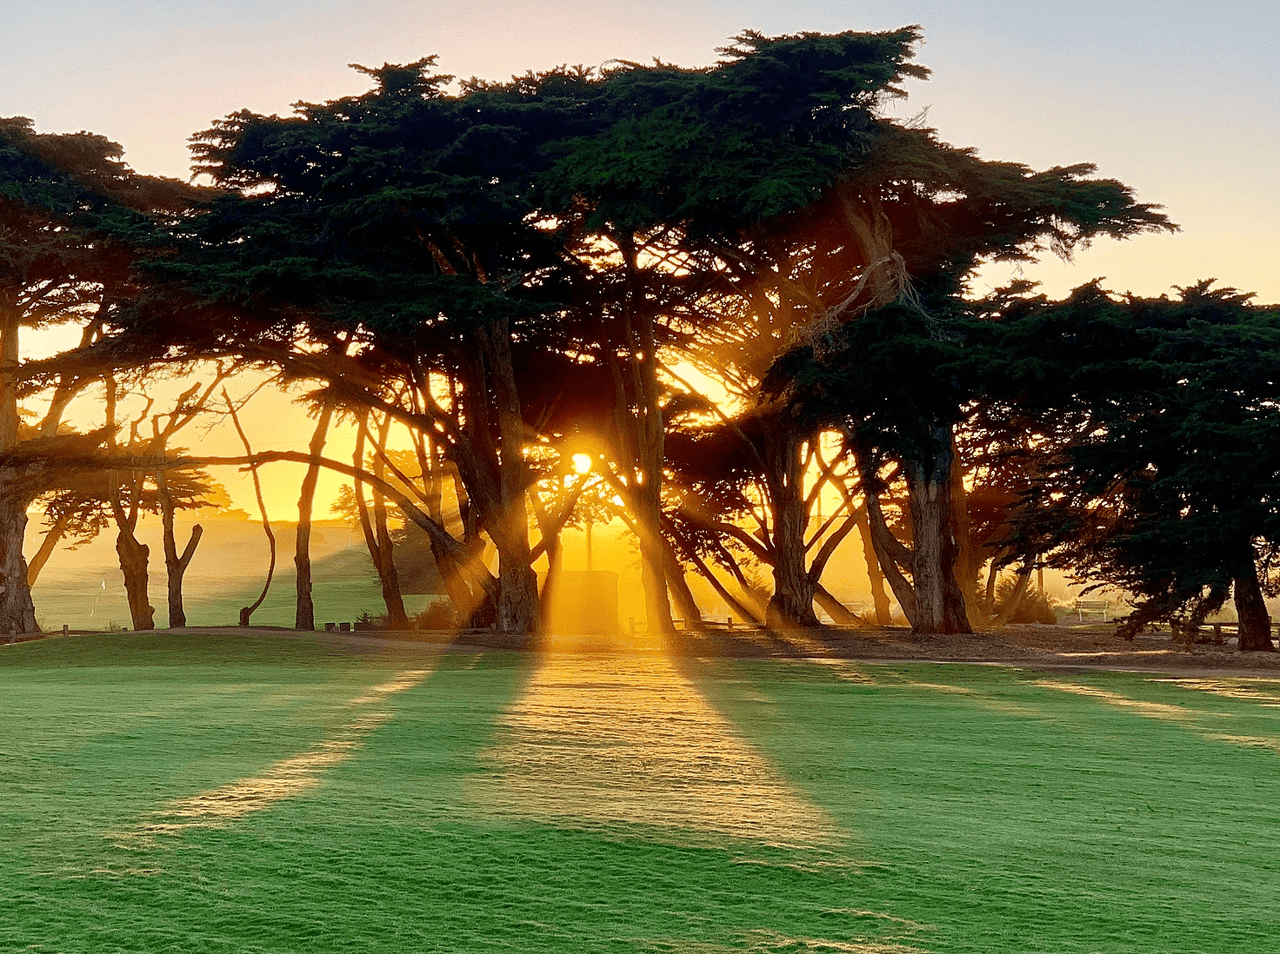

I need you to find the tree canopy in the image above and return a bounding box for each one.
[2,24,1275,652]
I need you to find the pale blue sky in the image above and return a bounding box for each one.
[3,0,1277,299]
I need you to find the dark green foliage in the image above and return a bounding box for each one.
[531,28,928,233]
[767,302,968,471]
[983,281,1280,627]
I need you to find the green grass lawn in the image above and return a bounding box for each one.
[3,634,1279,953]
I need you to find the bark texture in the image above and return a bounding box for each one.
[1234,564,1275,652]
[763,425,820,628]
[905,429,973,634]
[115,530,155,631]
[0,488,37,634]
[0,311,36,633]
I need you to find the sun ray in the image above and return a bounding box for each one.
[470,654,842,850]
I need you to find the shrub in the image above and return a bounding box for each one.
[994,578,1060,625]
[414,600,458,631]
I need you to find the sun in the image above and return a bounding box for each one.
[571,453,593,475]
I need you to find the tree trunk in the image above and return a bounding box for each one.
[905,425,972,635]
[478,321,540,641]
[295,401,335,631]
[949,440,983,623]
[157,469,202,628]
[353,417,410,630]
[1234,563,1274,652]
[815,584,859,625]
[115,529,155,631]
[163,524,202,629]
[0,310,36,634]
[0,483,37,634]
[855,506,892,624]
[371,493,409,631]
[863,489,919,627]
[764,424,820,628]
[611,234,673,636]
[416,433,480,629]
[663,514,763,625]
[991,566,1032,628]
[663,542,705,632]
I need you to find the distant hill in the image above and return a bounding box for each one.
[28,515,445,630]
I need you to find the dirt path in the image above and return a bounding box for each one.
[49,622,1277,680]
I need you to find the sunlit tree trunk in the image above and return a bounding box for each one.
[103,381,154,632]
[114,529,155,631]
[991,566,1032,627]
[353,415,409,630]
[950,444,983,623]
[663,542,705,632]
[0,309,37,634]
[855,507,892,624]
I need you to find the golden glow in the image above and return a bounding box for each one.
[571,452,593,475]
[470,654,842,849]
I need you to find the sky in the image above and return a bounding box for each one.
[3,0,1279,516]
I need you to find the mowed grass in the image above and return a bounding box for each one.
[3,635,1279,953]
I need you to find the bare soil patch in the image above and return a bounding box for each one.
[18,621,1280,678]
[666,622,1280,678]
[168,621,1280,679]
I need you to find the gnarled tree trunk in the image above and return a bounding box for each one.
[0,484,37,634]
[0,310,36,634]
[1234,561,1274,652]
[905,426,972,635]
[115,529,154,631]
[763,423,820,628]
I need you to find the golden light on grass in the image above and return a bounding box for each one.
[121,666,434,842]
[1030,677,1280,758]
[470,654,841,849]
[1153,678,1280,707]
[1031,680,1207,722]
[899,679,1042,718]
